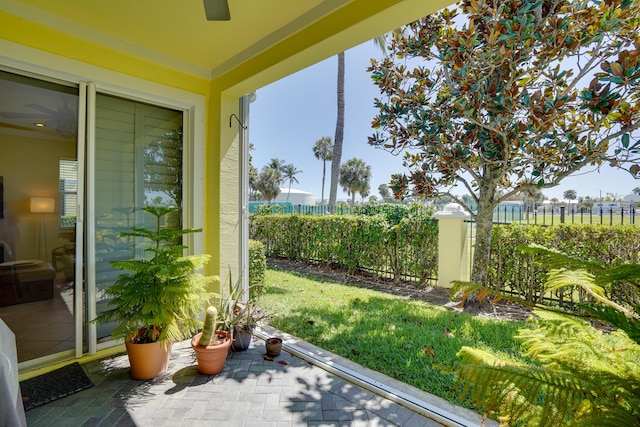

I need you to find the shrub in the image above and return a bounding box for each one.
[250,213,438,284]
[248,239,266,299]
[488,223,640,307]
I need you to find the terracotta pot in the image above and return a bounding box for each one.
[125,340,172,380]
[231,326,254,352]
[191,331,231,375]
[265,337,283,357]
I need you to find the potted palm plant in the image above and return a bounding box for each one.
[92,206,213,380]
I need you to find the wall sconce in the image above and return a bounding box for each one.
[31,197,55,261]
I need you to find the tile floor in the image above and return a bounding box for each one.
[0,273,75,362]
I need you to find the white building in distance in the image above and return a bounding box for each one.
[274,188,315,206]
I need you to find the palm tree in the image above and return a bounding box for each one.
[312,136,333,207]
[267,158,285,172]
[328,51,345,213]
[633,187,640,196]
[563,189,577,213]
[339,158,371,207]
[248,163,259,200]
[255,166,282,204]
[378,183,391,201]
[328,34,388,212]
[281,163,302,202]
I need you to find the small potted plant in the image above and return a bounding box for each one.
[191,305,231,374]
[191,271,268,374]
[92,206,213,380]
[226,273,268,352]
[190,272,243,374]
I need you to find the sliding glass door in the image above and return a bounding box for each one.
[0,69,80,363]
[0,68,185,364]
[92,93,184,342]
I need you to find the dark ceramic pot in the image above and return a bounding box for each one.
[265,337,283,356]
[231,327,253,352]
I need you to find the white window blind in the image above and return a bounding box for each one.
[59,159,78,228]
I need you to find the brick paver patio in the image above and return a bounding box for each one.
[23,333,485,427]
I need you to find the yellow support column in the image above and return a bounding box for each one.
[434,204,470,287]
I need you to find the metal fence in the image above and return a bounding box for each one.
[492,205,638,225]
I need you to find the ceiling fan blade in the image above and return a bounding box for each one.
[25,103,58,115]
[203,0,230,21]
[0,121,37,131]
[0,111,50,119]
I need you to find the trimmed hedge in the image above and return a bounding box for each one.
[248,239,266,299]
[250,214,639,306]
[489,223,640,306]
[250,214,438,284]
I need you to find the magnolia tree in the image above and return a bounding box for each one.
[369,0,640,286]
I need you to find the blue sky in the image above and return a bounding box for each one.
[249,40,638,203]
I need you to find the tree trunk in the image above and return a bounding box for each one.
[321,160,326,208]
[461,180,498,314]
[328,51,345,213]
[471,182,497,287]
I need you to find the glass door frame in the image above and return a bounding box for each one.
[0,44,207,367]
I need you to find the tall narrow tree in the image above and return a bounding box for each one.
[327,36,386,212]
[281,163,302,202]
[328,52,345,213]
[312,136,333,208]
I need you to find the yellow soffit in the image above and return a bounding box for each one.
[2,0,457,90]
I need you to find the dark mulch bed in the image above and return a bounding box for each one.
[267,257,533,321]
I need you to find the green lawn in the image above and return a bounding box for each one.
[259,267,531,411]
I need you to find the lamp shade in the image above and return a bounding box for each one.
[30,197,55,213]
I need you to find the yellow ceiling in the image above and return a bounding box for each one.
[2,0,457,87]
[3,0,331,78]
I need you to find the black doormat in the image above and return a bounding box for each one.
[20,362,94,411]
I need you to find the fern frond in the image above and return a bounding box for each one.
[449,280,534,308]
[455,346,591,426]
[545,269,602,295]
[583,304,640,346]
[517,244,606,273]
[545,269,638,320]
